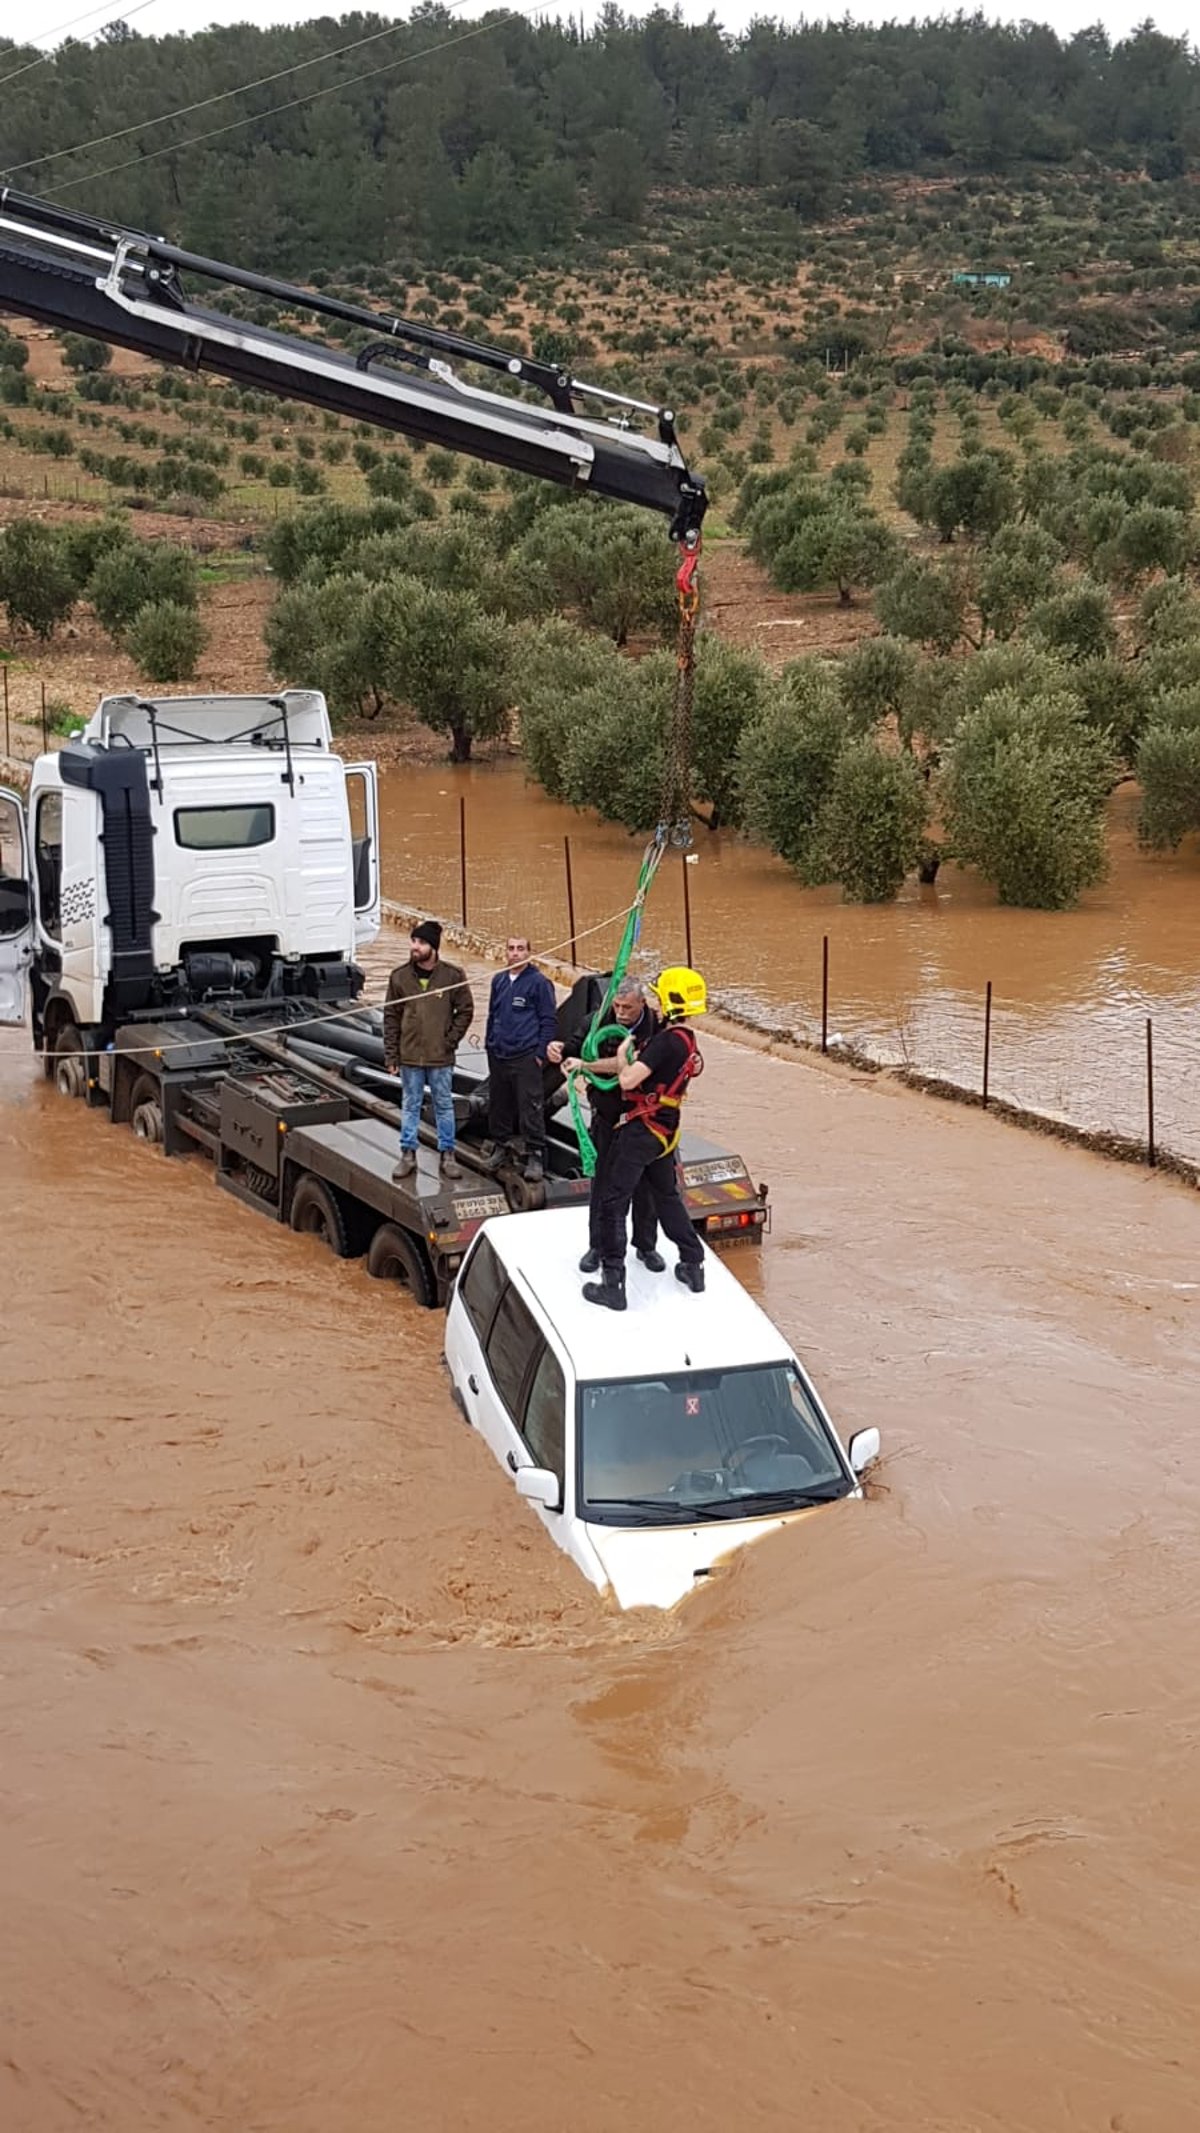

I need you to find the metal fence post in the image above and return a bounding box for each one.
[2,666,8,757]
[982,980,992,1108]
[458,794,467,927]
[41,679,47,754]
[681,851,694,968]
[1146,1018,1156,1168]
[821,935,829,1054]
[563,835,577,964]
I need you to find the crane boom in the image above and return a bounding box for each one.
[0,188,706,543]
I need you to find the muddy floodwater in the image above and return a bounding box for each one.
[380,760,1200,1162]
[3,935,1200,2131]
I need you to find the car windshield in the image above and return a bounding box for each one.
[578,1363,851,1526]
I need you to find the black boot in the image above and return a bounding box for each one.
[578,1246,601,1274]
[675,1260,705,1294]
[583,1263,626,1311]
[636,1247,666,1273]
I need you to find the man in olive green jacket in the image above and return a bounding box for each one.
[383,920,474,1183]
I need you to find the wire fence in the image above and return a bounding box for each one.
[392,801,1200,1181]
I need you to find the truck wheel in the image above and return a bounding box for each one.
[52,1023,87,1101]
[129,1073,164,1145]
[289,1174,354,1257]
[366,1221,437,1308]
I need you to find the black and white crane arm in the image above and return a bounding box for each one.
[0,187,706,543]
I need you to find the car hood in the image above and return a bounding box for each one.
[583,1504,824,1611]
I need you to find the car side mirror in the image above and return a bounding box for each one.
[516,1466,562,1512]
[848,1428,880,1476]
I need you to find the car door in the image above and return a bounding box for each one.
[0,787,33,1026]
[447,1232,509,1450]
[343,763,380,949]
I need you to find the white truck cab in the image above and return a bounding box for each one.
[0,691,378,1059]
[444,1207,879,1611]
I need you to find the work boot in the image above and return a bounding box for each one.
[439,1150,463,1180]
[392,1149,417,1182]
[637,1248,666,1273]
[523,1152,544,1184]
[578,1246,601,1274]
[583,1264,626,1312]
[675,1260,705,1294]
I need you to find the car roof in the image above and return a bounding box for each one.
[476,1207,792,1381]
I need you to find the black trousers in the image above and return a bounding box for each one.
[590,1111,657,1254]
[595,1120,703,1269]
[487,1050,546,1158]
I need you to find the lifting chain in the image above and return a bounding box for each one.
[660,537,701,852]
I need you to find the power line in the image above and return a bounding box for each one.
[0,0,158,91]
[6,0,483,178]
[43,7,542,198]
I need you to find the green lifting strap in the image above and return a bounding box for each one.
[567,833,667,1175]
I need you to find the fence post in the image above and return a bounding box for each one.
[563,835,577,964]
[1146,1017,1156,1168]
[982,980,992,1108]
[41,679,47,755]
[821,934,829,1054]
[3,666,8,757]
[458,794,467,927]
[681,851,694,968]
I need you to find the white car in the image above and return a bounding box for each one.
[444,1207,879,1611]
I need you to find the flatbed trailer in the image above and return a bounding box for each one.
[88,993,768,1308]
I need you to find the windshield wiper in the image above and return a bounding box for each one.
[585,1497,736,1524]
[686,1484,850,1516]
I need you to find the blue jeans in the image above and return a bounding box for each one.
[399,1064,456,1153]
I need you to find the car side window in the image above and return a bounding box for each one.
[522,1344,566,1483]
[458,1235,505,1343]
[484,1285,541,1422]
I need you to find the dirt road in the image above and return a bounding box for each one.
[3,989,1199,2131]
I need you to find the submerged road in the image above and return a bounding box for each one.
[2,959,1199,2131]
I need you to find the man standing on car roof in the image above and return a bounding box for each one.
[383,919,474,1185]
[576,965,708,1313]
[572,975,663,1279]
[485,932,560,1185]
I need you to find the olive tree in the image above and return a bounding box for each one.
[1137,700,1200,852]
[942,688,1113,908]
[736,659,849,881]
[819,741,929,903]
[128,600,206,684]
[0,519,79,640]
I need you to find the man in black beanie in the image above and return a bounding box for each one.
[383,920,474,1183]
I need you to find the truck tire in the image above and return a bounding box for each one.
[52,1022,87,1101]
[366,1221,437,1309]
[129,1073,164,1145]
[288,1174,355,1257]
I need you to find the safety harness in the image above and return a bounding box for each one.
[618,1023,703,1156]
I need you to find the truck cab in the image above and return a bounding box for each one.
[0,691,378,1059]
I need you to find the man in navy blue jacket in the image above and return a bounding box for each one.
[485,933,560,1183]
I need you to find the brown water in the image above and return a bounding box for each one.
[3,947,1200,2130]
[379,761,1200,1163]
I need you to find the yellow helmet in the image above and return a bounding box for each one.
[652,966,707,1019]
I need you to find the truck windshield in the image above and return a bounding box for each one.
[578,1364,851,1526]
